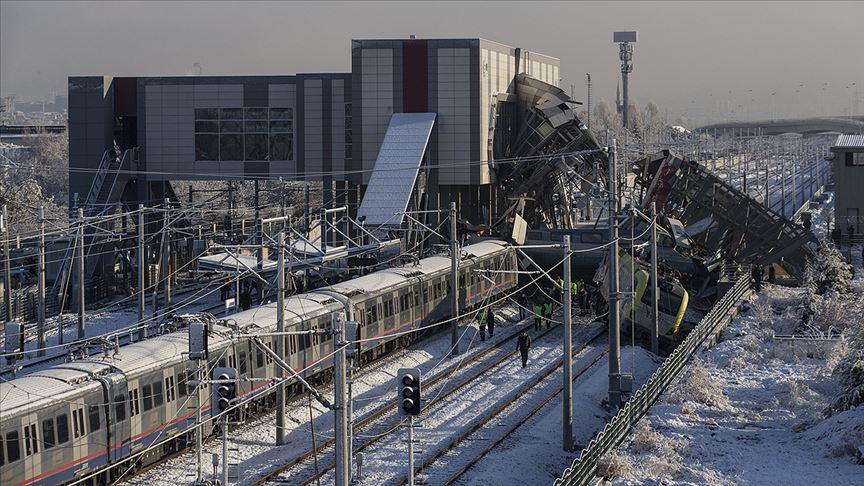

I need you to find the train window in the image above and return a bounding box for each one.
[413,291,420,307]
[142,384,153,411]
[153,381,164,407]
[256,348,264,368]
[131,389,140,416]
[165,376,176,403]
[5,431,20,463]
[550,233,564,242]
[303,335,311,350]
[73,408,84,439]
[238,351,247,375]
[267,340,274,364]
[289,336,297,354]
[0,436,4,466]
[24,423,38,456]
[42,418,55,449]
[218,358,227,368]
[115,395,127,421]
[177,374,187,397]
[88,405,101,432]
[56,414,69,444]
[581,232,603,244]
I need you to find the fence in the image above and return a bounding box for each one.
[554,276,751,485]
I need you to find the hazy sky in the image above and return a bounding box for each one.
[1,0,862,124]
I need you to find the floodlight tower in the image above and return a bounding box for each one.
[614,31,637,129]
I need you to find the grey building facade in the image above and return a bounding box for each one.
[830,134,864,236]
[68,37,559,223]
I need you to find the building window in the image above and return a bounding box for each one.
[846,152,864,166]
[195,107,294,161]
[345,102,352,160]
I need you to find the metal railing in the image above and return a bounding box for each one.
[554,276,751,486]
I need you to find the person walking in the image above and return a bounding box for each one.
[516,330,531,368]
[488,307,495,338]
[543,300,553,329]
[239,286,252,310]
[751,263,763,292]
[476,309,487,342]
[532,302,543,331]
[768,265,776,284]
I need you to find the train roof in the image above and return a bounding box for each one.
[0,374,97,417]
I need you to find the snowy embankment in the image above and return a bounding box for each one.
[603,251,864,485]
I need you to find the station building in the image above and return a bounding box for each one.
[68,38,561,224]
[830,134,864,237]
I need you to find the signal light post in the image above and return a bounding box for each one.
[397,368,422,486]
[211,367,237,486]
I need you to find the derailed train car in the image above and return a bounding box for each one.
[0,240,517,485]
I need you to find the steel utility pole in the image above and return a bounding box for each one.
[450,202,460,356]
[608,140,622,408]
[37,206,46,355]
[77,207,85,339]
[562,235,573,451]
[276,231,286,446]
[586,73,592,129]
[162,199,172,311]
[650,202,659,355]
[138,205,146,329]
[334,313,349,486]
[2,205,11,322]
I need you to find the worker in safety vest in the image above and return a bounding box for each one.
[476,309,487,342]
[533,303,543,331]
[543,301,553,329]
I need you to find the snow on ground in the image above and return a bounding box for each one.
[452,345,662,486]
[122,304,536,485]
[605,279,864,486]
[313,319,606,485]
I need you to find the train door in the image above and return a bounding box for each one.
[69,404,88,468]
[127,380,142,448]
[21,413,41,482]
[107,376,130,461]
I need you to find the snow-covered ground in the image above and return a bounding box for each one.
[604,255,864,484]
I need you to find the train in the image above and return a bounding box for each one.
[0,239,517,486]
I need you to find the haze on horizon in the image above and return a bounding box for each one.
[1,0,862,126]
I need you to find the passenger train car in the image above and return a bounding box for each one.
[0,240,517,485]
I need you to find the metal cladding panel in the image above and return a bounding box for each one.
[357,113,436,227]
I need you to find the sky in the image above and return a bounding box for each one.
[1,0,862,124]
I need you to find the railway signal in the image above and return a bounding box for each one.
[211,367,238,418]
[397,368,422,416]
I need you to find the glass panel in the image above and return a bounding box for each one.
[88,405,101,431]
[270,134,293,161]
[220,134,243,160]
[245,107,268,119]
[56,414,69,444]
[195,121,219,133]
[219,121,243,133]
[142,384,153,411]
[177,374,187,397]
[244,133,268,160]
[245,120,268,132]
[220,107,243,120]
[269,107,292,120]
[195,108,219,120]
[269,120,292,133]
[115,395,126,421]
[6,431,20,463]
[153,381,164,407]
[195,134,219,161]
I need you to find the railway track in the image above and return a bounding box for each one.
[417,337,607,486]
[258,318,604,485]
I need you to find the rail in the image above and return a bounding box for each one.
[553,276,750,486]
